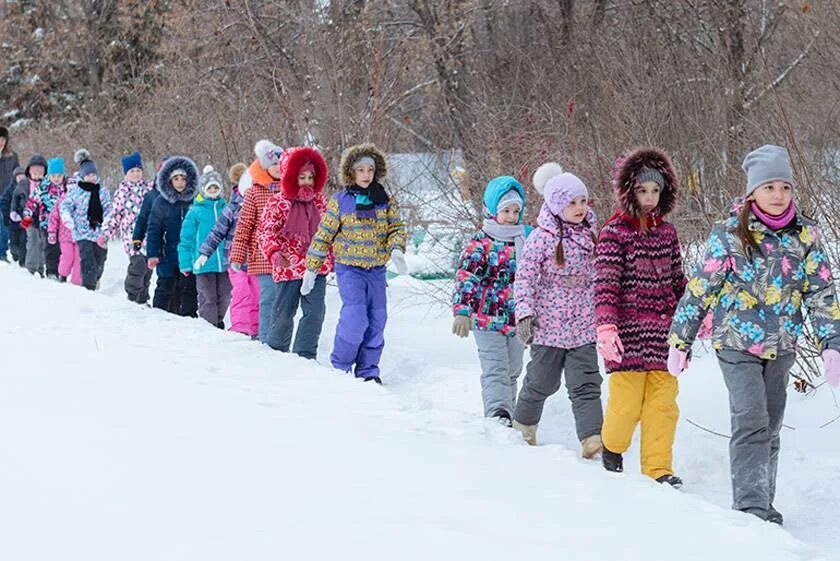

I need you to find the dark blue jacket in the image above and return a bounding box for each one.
[145,156,199,278]
[132,188,160,243]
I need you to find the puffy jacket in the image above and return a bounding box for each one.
[25,178,66,229]
[198,185,244,270]
[104,179,154,254]
[146,156,199,278]
[58,183,113,242]
[229,160,282,275]
[48,193,74,244]
[178,194,227,274]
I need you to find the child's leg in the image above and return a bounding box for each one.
[266,279,303,351]
[94,244,107,284]
[25,227,45,275]
[513,345,565,427]
[58,241,74,278]
[602,372,646,454]
[765,353,795,508]
[639,371,679,479]
[562,343,604,441]
[125,253,148,302]
[354,267,387,380]
[257,273,279,342]
[153,275,176,312]
[248,274,261,336]
[292,274,327,360]
[44,238,60,277]
[506,335,525,407]
[195,273,217,325]
[330,265,370,373]
[78,240,98,290]
[217,271,232,326]
[70,244,82,285]
[227,269,250,334]
[179,273,198,317]
[473,330,516,417]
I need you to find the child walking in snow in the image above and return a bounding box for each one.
[229,140,286,342]
[595,147,686,487]
[23,157,66,278]
[59,155,112,290]
[197,163,259,337]
[104,151,154,304]
[452,176,530,424]
[668,145,840,524]
[9,154,47,267]
[305,143,407,383]
[48,191,81,285]
[1,165,26,264]
[258,146,333,358]
[146,156,200,316]
[512,165,603,456]
[179,166,231,328]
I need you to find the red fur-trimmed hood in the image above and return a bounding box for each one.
[613,147,678,217]
[280,146,328,199]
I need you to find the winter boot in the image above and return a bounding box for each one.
[766,505,783,525]
[215,320,225,330]
[58,275,67,283]
[581,434,603,459]
[602,446,623,472]
[363,376,383,385]
[491,410,512,427]
[512,421,537,445]
[655,474,683,489]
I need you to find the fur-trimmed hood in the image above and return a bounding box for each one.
[281,146,328,199]
[613,147,677,217]
[156,156,199,204]
[339,143,387,186]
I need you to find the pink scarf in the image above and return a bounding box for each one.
[751,201,796,231]
[281,186,320,243]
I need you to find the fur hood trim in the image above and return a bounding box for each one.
[156,156,199,204]
[281,146,328,199]
[339,143,387,186]
[613,147,677,217]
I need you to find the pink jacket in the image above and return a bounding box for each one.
[48,193,74,244]
[514,203,597,349]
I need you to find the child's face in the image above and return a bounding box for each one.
[0,137,6,151]
[171,175,187,192]
[298,170,315,188]
[126,168,143,182]
[751,181,792,215]
[15,173,25,183]
[82,173,97,183]
[497,204,520,225]
[267,163,282,180]
[205,184,222,199]
[353,164,375,188]
[634,180,661,213]
[562,196,589,224]
[50,173,65,184]
[30,166,45,181]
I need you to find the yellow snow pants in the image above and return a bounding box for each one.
[602,370,679,480]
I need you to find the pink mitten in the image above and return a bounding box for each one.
[697,310,714,340]
[47,232,57,245]
[823,349,840,387]
[596,324,624,364]
[96,235,108,249]
[667,347,689,377]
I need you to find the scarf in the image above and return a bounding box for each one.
[347,182,389,219]
[281,186,320,243]
[482,219,527,256]
[78,181,103,229]
[751,201,796,231]
[558,210,597,253]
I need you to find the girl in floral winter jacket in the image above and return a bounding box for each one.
[452,176,531,425]
[48,192,81,285]
[257,146,333,359]
[512,165,603,458]
[668,145,840,525]
[595,147,686,488]
[23,157,66,277]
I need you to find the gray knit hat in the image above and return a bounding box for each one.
[742,145,793,197]
[637,167,664,188]
[198,165,224,197]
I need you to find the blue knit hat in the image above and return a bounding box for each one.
[122,151,143,175]
[80,159,98,178]
[47,157,65,176]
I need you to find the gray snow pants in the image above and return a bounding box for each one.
[514,343,603,440]
[717,349,795,516]
[196,272,233,327]
[473,330,525,417]
[125,253,153,304]
[24,226,45,275]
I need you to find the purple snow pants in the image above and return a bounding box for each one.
[331,264,388,380]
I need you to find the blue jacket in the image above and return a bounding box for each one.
[198,185,244,269]
[178,194,227,274]
[132,188,160,243]
[145,156,199,278]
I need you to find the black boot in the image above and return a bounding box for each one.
[491,410,512,427]
[602,446,623,472]
[363,376,383,385]
[655,474,683,489]
[215,320,225,330]
[58,275,67,283]
[766,505,783,525]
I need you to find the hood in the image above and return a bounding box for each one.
[613,147,677,217]
[281,146,328,199]
[339,143,387,186]
[537,202,597,237]
[25,153,48,179]
[156,156,199,204]
[483,176,526,222]
[193,193,225,207]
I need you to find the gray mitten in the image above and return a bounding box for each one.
[452,316,471,338]
[516,316,537,346]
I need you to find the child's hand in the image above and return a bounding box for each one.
[182,270,191,277]
[9,211,21,223]
[596,324,624,363]
[516,316,537,346]
[823,349,840,387]
[132,240,143,253]
[452,316,471,338]
[96,235,108,249]
[667,347,689,377]
[147,257,160,269]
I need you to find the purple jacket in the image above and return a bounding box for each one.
[515,204,597,349]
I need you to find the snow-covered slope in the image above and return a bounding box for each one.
[0,248,836,561]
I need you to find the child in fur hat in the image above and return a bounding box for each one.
[146,156,200,315]
[59,154,112,290]
[179,165,231,328]
[594,147,686,487]
[305,143,407,383]
[451,176,531,423]
[104,151,155,303]
[23,157,67,277]
[229,140,285,342]
[512,166,603,456]
[258,146,333,358]
[197,162,259,337]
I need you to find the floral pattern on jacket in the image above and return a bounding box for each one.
[24,179,66,230]
[58,184,113,242]
[669,201,840,358]
[104,179,154,254]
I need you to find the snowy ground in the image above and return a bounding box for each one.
[1,245,839,561]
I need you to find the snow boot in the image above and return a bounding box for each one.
[655,474,683,489]
[58,275,67,283]
[363,376,383,385]
[491,410,512,427]
[767,505,783,525]
[581,434,603,459]
[512,421,537,445]
[602,446,623,472]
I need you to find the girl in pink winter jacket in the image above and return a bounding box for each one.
[48,192,81,285]
[512,165,603,458]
